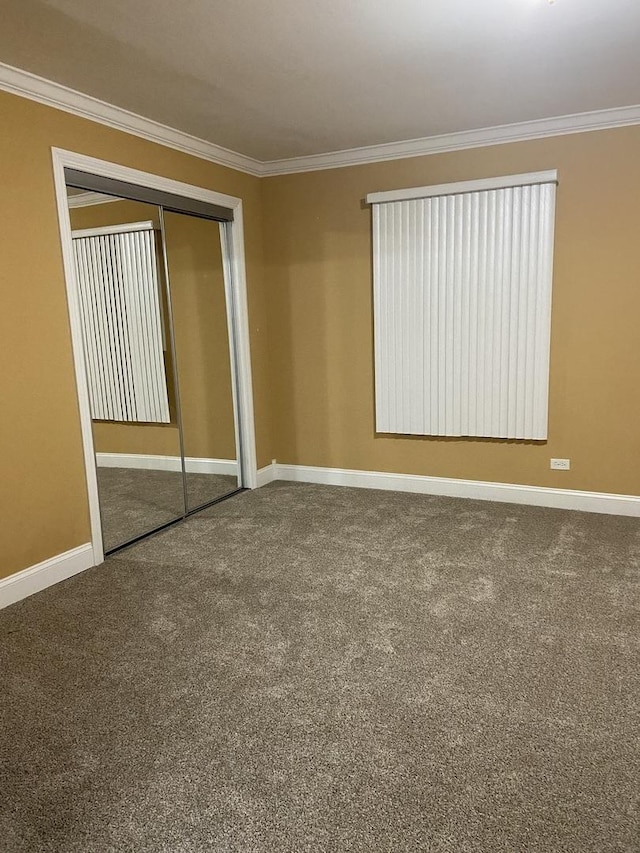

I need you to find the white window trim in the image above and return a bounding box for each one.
[366,170,558,205]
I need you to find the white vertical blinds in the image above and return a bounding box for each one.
[370,175,557,440]
[72,223,171,424]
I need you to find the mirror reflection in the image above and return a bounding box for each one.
[162,211,239,512]
[67,192,185,550]
[66,183,242,553]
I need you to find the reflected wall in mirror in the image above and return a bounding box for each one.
[162,211,240,511]
[67,191,185,551]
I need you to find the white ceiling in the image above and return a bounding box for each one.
[2,0,639,161]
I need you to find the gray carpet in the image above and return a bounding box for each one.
[1,482,640,852]
[96,467,238,551]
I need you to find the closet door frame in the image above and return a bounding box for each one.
[51,147,258,566]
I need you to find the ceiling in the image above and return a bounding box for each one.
[1,0,639,162]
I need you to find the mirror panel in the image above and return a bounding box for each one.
[67,190,186,551]
[162,210,240,511]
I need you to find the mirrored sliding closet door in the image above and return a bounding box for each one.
[65,179,242,553]
[162,211,240,512]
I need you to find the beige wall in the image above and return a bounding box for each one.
[0,90,271,580]
[69,200,236,461]
[262,126,640,496]
[3,84,639,585]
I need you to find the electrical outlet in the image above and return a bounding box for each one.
[550,458,571,471]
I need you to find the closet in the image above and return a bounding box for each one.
[65,171,243,553]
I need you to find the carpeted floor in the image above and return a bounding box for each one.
[1,482,640,852]
[96,467,238,551]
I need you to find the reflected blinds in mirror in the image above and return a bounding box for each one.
[72,222,171,424]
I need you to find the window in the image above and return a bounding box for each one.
[368,171,557,440]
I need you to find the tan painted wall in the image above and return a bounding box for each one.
[3,84,639,585]
[69,200,236,461]
[0,90,271,580]
[262,126,640,496]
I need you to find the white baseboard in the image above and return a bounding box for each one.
[96,452,238,477]
[261,463,640,517]
[255,462,277,488]
[0,543,95,610]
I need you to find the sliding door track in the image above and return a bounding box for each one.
[104,487,247,556]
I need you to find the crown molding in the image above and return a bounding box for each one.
[259,104,640,176]
[0,62,263,177]
[66,190,120,208]
[2,61,639,179]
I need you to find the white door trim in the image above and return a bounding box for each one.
[51,147,257,565]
